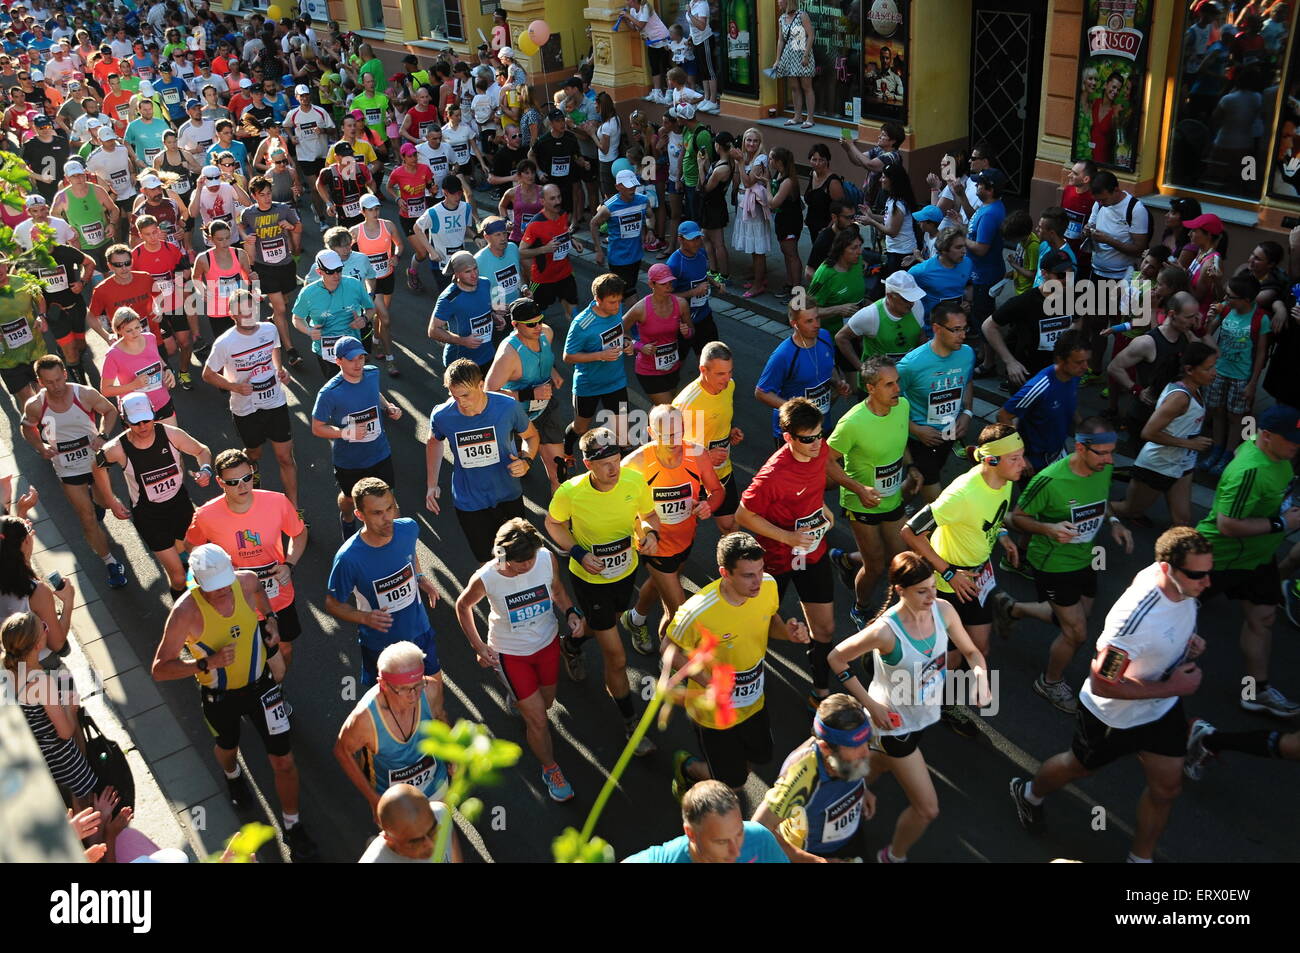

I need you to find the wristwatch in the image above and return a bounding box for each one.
[196,656,209,673]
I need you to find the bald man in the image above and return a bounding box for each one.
[358,783,463,863]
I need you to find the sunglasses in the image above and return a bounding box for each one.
[109,259,132,268]
[1174,566,1211,580]
[789,432,823,444]
[220,161,237,167]
[319,265,343,275]
[219,472,256,486]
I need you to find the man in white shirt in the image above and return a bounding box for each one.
[14,193,77,248]
[357,783,461,863]
[1082,169,1151,384]
[1010,526,1210,863]
[178,99,216,157]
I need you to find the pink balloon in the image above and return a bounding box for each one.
[528,19,551,46]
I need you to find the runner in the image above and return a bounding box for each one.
[834,271,928,387]
[358,783,462,863]
[94,392,213,602]
[1002,419,1134,712]
[351,194,403,375]
[411,174,477,296]
[474,215,524,320]
[621,404,724,654]
[201,290,299,510]
[293,249,376,378]
[334,640,451,816]
[191,219,253,343]
[519,182,582,322]
[674,340,745,533]
[0,256,47,409]
[997,330,1090,475]
[283,82,334,220]
[426,358,539,562]
[829,550,991,862]
[544,426,661,755]
[454,518,580,802]
[752,694,878,861]
[667,220,724,353]
[189,163,250,252]
[315,141,374,229]
[665,531,811,795]
[623,780,788,863]
[52,158,118,272]
[622,262,693,405]
[826,356,924,628]
[981,250,1080,390]
[98,307,177,426]
[1010,527,1210,864]
[325,477,443,691]
[560,272,635,475]
[129,214,193,388]
[754,304,849,445]
[19,355,128,589]
[428,249,496,373]
[239,174,302,355]
[386,140,434,239]
[309,334,401,540]
[591,168,651,297]
[34,239,95,382]
[150,543,318,861]
[88,242,166,347]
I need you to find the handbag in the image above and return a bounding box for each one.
[80,708,135,811]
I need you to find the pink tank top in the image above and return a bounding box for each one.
[203,248,249,318]
[634,293,687,376]
[509,185,544,243]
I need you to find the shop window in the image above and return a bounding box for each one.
[1267,8,1300,199]
[415,0,464,41]
[1164,2,1290,200]
[794,0,862,123]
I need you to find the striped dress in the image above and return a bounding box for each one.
[20,675,99,799]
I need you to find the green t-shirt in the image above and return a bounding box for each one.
[350,91,391,141]
[681,125,711,188]
[807,262,866,336]
[358,57,387,91]
[1017,455,1113,572]
[930,465,1012,591]
[1196,437,1292,569]
[1214,305,1269,382]
[828,396,911,514]
[0,288,46,370]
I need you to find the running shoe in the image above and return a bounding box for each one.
[406,265,424,292]
[1282,578,1300,629]
[1184,718,1217,781]
[940,704,980,737]
[1196,444,1223,472]
[829,547,857,591]
[1032,674,1078,713]
[542,764,575,802]
[1009,777,1045,835]
[626,719,656,757]
[1079,371,1102,386]
[621,609,654,656]
[285,347,305,369]
[226,772,254,810]
[989,589,1017,641]
[998,554,1032,581]
[1239,684,1300,718]
[560,636,586,682]
[951,443,969,459]
[875,846,900,863]
[671,749,696,803]
[385,356,401,377]
[178,370,194,390]
[193,336,211,358]
[848,602,868,632]
[105,560,128,590]
[284,822,320,862]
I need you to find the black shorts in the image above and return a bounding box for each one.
[610,260,641,297]
[694,704,771,788]
[273,598,304,643]
[399,215,419,236]
[571,572,637,632]
[833,347,857,375]
[531,274,579,310]
[154,397,177,421]
[644,542,692,574]
[692,37,716,83]
[132,493,195,552]
[533,398,565,445]
[715,471,740,517]
[574,387,629,421]
[636,369,679,396]
[61,472,94,486]
[254,260,299,296]
[200,669,293,756]
[871,726,925,758]
[843,502,904,526]
[772,553,835,605]
[454,496,527,563]
[1203,560,1281,606]
[0,363,36,395]
[233,404,294,448]
[115,197,135,221]
[936,573,993,627]
[374,270,396,296]
[160,311,190,335]
[298,158,324,178]
[907,436,952,486]
[1033,566,1097,608]
[47,298,88,338]
[687,313,718,356]
[333,454,397,498]
[1130,465,1187,492]
[1070,699,1188,771]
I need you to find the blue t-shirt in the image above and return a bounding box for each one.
[475,243,523,309]
[755,331,837,437]
[668,247,711,322]
[622,822,788,863]
[311,365,392,469]
[1003,365,1078,468]
[565,300,627,397]
[603,193,649,267]
[206,138,249,176]
[294,275,375,358]
[908,255,973,321]
[895,341,976,429]
[1032,243,1078,288]
[154,76,191,121]
[429,391,531,511]
[328,518,433,651]
[968,198,1006,286]
[433,278,495,367]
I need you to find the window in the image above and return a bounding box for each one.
[1165,2,1291,200]
[416,0,464,42]
[790,0,861,123]
[360,0,384,30]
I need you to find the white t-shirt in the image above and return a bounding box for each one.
[441,122,475,168]
[86,146,136,201]
[688,0,713,44]
[285,105,335,162]
[597,117,621,163]
[178,118,216,156]
[110,38,134,59]
[416,200,471,258]
[205,322,286,417]
[883,198,917,255]
[1078,563,1197,730]
[667,130,683,184]
[357,802,451,863]
[938,176,982,224]
[470,92,496,128]
[14,216,76,249]
[1086,191,1151,279]
[416,141,455,195]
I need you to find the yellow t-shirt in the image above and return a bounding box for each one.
[327,138,379,165]
[930,465,1012,592]
[548,468,654,584]
[666,575,779,729]
[673,377,736,480]
[499,86,523,132]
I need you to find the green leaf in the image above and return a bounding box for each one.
[460,797,483,823]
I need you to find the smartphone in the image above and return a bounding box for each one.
[47,571,66,592]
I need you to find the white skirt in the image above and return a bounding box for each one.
[732,213,771,255]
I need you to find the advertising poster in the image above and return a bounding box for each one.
[1070,0,1153,173]
[723,0,758,97]
[861,0,906,121]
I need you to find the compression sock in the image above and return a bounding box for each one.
[1205,728,1281,759]
[807,639,833,692]
[613,692,635,721]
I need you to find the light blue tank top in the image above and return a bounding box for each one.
[503,330,555,420]
[364,684,448,798]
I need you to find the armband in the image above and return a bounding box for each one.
[1270,516,1286,534]
[958,408,973,419]
[93,448,109,470]
[199,464,213,475]
[569,545,590,563]
[997,528,1009,537]
[835,667,854,683]
[1097,646,1130,683]
[940,567,957,583]
[518,386,535,402]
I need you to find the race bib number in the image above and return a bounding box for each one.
[341,198,361,218]
[251,374,281,403]
[927,386,960,426]
[218,275,242,298]
[974,560,996,606]
[321,334,341,363]
[454,426,500,468]
[418,121,436,139]
[918,654,946,705]
[821,787,863,845]
[389,755,439,793]
[505,584,551,627]
[1037,315,1070,352]
[794,507,830,552]
[56,435,92,469]
[139,360,165,393]
[80,220,105,247]
[731,661,764,708]
[527,396,549,416]
[174,176,192,194]
[144,146,162,164]
[805,380,831,416]
[874,458,903,497]
[1064,216,1083,240]
[368,252,393,277]
[592,536,632,579]
[707,436,731,469]
[374,562,417,612]
[452,142,469,165]
[261,236,288,264]
[260,683,290,735]
[109,167,129,192]
[141,462,181,503]
[550,157,569,178]
[344,406,380,443]
[162,88,180,105]
[469,311,493,341]
[652,482,693,524]
[364,107,382,128]
[1,318,33,349]
[654,342,679,372]
[616,210,642,240]
[553,232,571,261]
[38,266,69,293]
[429,156,448,180]
[494,264,519,298]
[691,278,710,309]
[599,324,624,352]
[252,562,280,600]
[404,195,427,218]
[1070,501,1106,544]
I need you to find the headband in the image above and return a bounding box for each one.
[378,668,424,687]
[584,442,621,461]
[482,219,508,236]
[813,715,872,748]
[973,432,1024,462]
[1076,431,1118,447]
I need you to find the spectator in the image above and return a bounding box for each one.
[0,508,74,658]
[803,142,844,244]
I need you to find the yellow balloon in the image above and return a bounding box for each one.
[517,34,539,56]
[266,4,283,20]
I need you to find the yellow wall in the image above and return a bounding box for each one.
[907,0,970,147]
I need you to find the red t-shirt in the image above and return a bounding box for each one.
[387,163,434,219]
[405,105,440,141]
[1060,185,1095,254]
[92,58,124,87]
[89,271,162,338]
[521,211,574,283]
[131,240,187,314]
[739,441,831,575]
[227,92,253,122]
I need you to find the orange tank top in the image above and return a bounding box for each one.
[354,220,395,278]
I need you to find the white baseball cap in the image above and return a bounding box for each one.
[238,77,253,88]
[315,249,344,271]
[121,391,154,424]
[190,543,237,592]
[85,117,103,129]
[615,169,639,189]
[294,84,310,95]
[360,193,381,209]
[202,164,221,180]
[138,80,154,95]
[883,270,926,303]
[99,127,119,140]
[63,159,86,175]
[499,46,514,59]
[139,173,163,189]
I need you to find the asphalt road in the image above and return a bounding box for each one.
[7,192,1299,864]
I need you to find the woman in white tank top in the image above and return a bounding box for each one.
[1115,342,1217,528]
[828,552,991,863]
